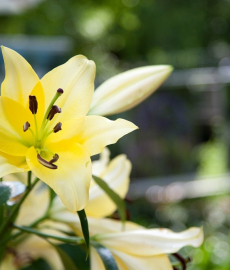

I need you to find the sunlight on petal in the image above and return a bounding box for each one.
[1,46,39,108]
[26,142,92,212]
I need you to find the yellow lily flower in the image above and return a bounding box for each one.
[0,47,137,212]
[89,65,173,116]
[90,219,203,270]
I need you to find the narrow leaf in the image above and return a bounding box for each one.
[77,209,89,258]
[91,241,118,270]
[50,243,78,270]
[92,175,126,224]
[0,183,11,205]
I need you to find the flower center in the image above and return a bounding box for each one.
[23,88,64,169]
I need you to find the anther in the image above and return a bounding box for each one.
[37,154,57,169]
[29,96,38,114]
[47,105,61,120]
[49,154,59,164]
[53,122,62,133]
[23,121,30,132]
[57,88,64,95]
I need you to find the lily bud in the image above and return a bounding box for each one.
[88,65,173,116]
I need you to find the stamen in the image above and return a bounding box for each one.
[47,105,61,120]
[23,121,30,132]
[49,154,59,164]
[37,154,58,169]
[29,96,38,114]
[39,89,64,139]
[53,122,62,133]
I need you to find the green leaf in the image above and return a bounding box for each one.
[92,175,126,224]
[50,244,79,270]
[91,241,118,270]
[77,209,89,258]
[0,183,11,205]
[21,258,52,270]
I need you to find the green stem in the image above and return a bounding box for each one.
[12,225,84,245]
[1,215,47,246]
[27,171,32,189]
[0,178,39,238]
[33,114,39,142]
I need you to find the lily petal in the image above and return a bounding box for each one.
[89,65,173,116]
[16,183,49,225]
[27,81,46,128]
[87,218,144,236]
[1,46,39,108]
[76,116,138,156]
[0,97,33,156]
[17,233,64,270]
[112,251,173,270]
[44,117,85,146]
[86,154,131,217]
[91,247,107,270]
[26,142,92,212]
[90,245,173,270]
[96,227,204,256]
[91,147,110,176]
[0,152,28,178]
[41,55,96,122]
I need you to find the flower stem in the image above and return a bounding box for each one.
[33,114,39,142]
[12,224,84,245]
[27,171,32,189]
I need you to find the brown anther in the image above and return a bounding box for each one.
[23,121,30,132]
[53,122,62,133]
[29,95,38,114]
[47,105,61,120]
[57,88,64,94]
[37,154,57,169]
[49,154,59,164]
[172,253,191,270]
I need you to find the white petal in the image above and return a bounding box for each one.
[86,154,131,217]
[112,251,173,270]
[96,227,204,256]
[90,247,106,270]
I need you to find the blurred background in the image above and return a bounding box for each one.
[1,0,230,269]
